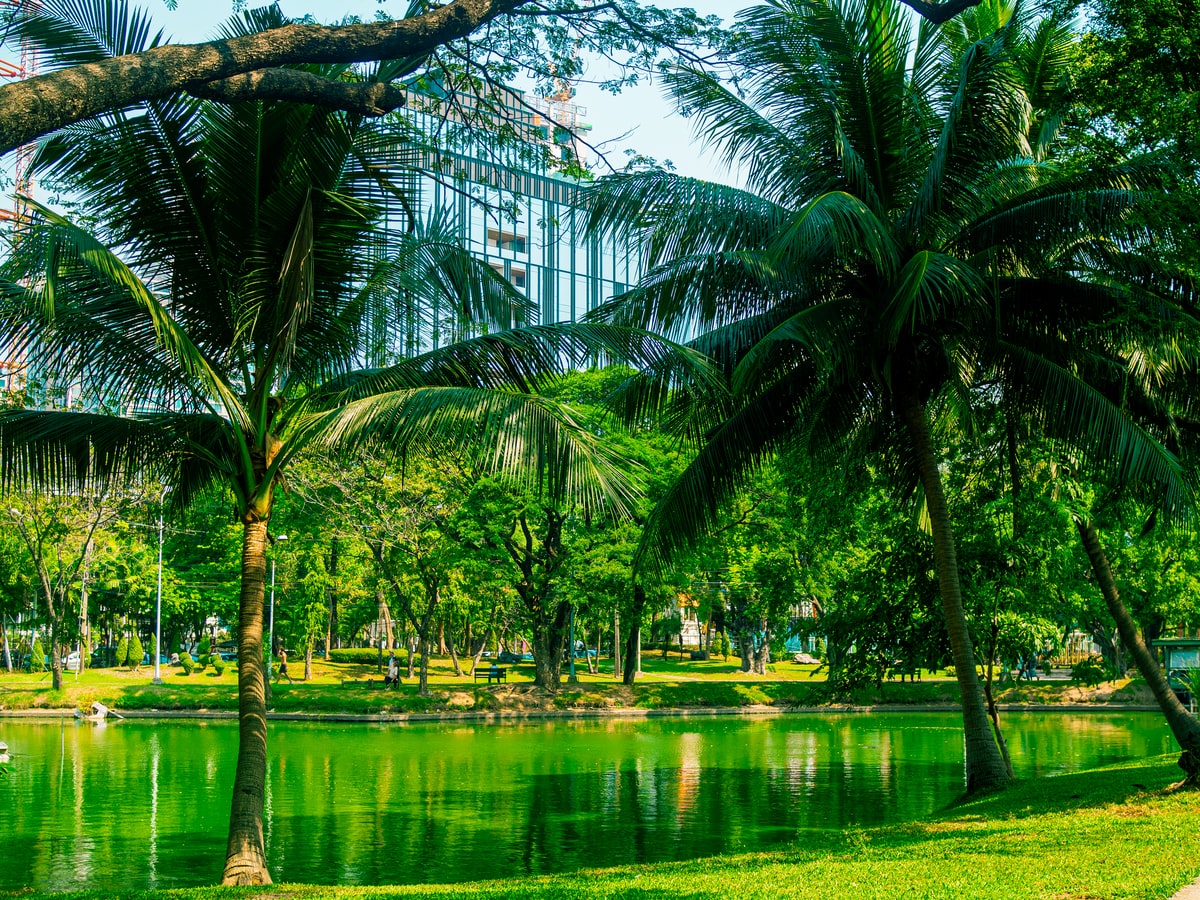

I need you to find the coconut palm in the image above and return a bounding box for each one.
[0,4,701,883]
[585,0,1188,794]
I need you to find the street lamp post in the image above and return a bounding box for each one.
[152,486,171,685]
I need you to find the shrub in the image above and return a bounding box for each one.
[116,636,129,668]
[179,652,195,675]
[194,654,208,672]
[31,637,45,671]
[329,647,406,665]
[715,632,731,660]
[211,654,226,675]
[128,634,144,669]
[198,635,211,657]
[1072,656,1108,687]
[945,665,956,678]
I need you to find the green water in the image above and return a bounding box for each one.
[0,711,1174,891]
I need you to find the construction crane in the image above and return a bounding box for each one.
[0,0,36,392]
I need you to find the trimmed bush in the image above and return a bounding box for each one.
[116,636,129,668]
[128,634,144,669]
[714,632,731,660]
[31,637,45,671]
[211,654,226,675]
[1072,656,1108,687]
[329,647,407,665]
[198,635,211,657]
[179,652,195,675]
[194,654,208,672]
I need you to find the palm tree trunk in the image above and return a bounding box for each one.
[897,389,1010,794]
[1076,517,1200,782]
[222,518,272,885]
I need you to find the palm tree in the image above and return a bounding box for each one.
[0,6,693,883]
[585,0,1185,794]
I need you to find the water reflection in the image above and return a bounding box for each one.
[0,711,1173,891]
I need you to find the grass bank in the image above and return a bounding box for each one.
[0,654,1154,717]
[26,756,1200,900]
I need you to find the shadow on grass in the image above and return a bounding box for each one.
[941,754,1185,821]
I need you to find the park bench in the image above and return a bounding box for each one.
[474,667,507,684]
[887,661,921,682]
[340,678,399,690]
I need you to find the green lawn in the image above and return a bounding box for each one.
[28,756,1200,900]
[0,654,1151,715]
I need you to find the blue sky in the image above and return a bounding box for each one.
[157,0,740,183]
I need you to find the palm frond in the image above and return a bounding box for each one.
[310,387,640,515]
[10,0,161,70]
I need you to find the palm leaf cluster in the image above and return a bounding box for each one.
[587,0,1194,568]
[585,0,1199,793]
[0,2,665,516]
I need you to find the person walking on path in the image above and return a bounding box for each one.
[276,648,294,684]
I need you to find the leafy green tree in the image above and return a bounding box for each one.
[586,0,1180,793]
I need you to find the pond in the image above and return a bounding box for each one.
[0,710,1174,891]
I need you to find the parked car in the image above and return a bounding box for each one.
[62,651,82,672]
[90,646,119,668]
[498,650,534,664]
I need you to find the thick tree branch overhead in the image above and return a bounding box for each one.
[0,0,989,157]
[188,70,407,116]
[0,0,526,154]
[897,0,985,25]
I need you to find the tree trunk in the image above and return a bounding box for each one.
[613,609,621,678]
[469,596,501,675]
[417,597,436,697]
[897,388,1010,794]
[737,631,753,673]
[2,615,10,673]
[49,626,63,692]
[222,517,272,885]
[447,615,464,677]
[532,603,568,692]
[418,633,430,696]
[326,536,340,650]
[1076,517,1200,782]
[622,621,641,685]
[304,647,312,682]
[623,585,647,685]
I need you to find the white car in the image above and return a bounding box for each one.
[62,651,82,672]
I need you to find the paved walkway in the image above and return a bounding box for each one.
[1171,877,1200,899]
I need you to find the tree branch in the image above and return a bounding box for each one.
[189,69,407,116]
[0,0,527,154]
[897,0,985,25]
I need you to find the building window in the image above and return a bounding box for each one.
[489,263,527,291]
[487,228,527,254]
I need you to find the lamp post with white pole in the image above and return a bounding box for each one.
[152,486,171,685]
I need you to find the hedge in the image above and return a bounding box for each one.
[328,647,408,665]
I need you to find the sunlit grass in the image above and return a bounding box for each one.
[0,655,1150,716]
